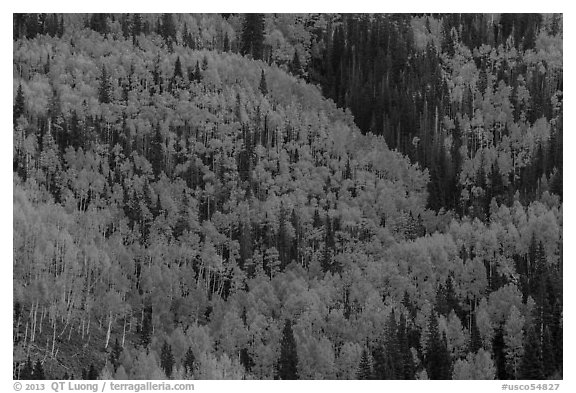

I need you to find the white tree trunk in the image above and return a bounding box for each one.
[122,316,127,348]
[105,311,112,349]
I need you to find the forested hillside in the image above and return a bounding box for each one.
[13,13,562,380]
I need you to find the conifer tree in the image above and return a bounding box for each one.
[57,15,64,37]
[120,14,130,39]
[223,32,230,52]
[277,319,298,379]
[357,346,372,379]
[161,13,176,44]
[98,65,112,104]
[436,282,449,316]
[89,13,109,35]
[21,357,33,379]
[154,194,162,217]
[344,159,352,180]
[32,360,45,380]
[290,50,303,77]
[504,306,525,379]
[372,310,401,379]
[183,347,195,375]
[150,123,164,177]
[110,338,123,372]
[14,83,25,124]
[425,311,452,379]
[240,14,266,60]
[240,347,254,373]
[132,13,142,38]
[173,56,183,80]
[519,320,544,379]
[139,305,153,348]
[398,312,416,379]
[194,61,202,83]
[259,70,268,96]
[470,314,482,353]
[87,364,99,380]
[312,209,322,228]
[160,341,175,378]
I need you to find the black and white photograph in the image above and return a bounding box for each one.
[11,8,564,384]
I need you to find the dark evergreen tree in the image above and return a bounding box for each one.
[550,166,562,199]
[32,360,45,380]
[425,311,452,379]
[57,15,64,37]
[89,14,109,35]
[98,65,112,104]
[160,13,177,44]
[436,283,450,316]
[68,110,83,149]
[259,70,268,96]
[240,14,266,60]
[154,194,162,217]
[321,241,332,273]
[120,14,130,39]
[183,347,195,375]
[13,14,25,40]
[312,209,322,228]
[277,319,298,379]
[223,32,230,52]
[519,319,544,379]
[194,61,202,83]
[132,13,142,38]
[493,327,508,379]
[470,313,482,353]
[87,364,98,380]
[110,338,122,372]
[173,56,183,80]
[150,123,164,177]
[160,341,175,378]
[139,305,153,348]
[489,160,505,205]
[344,159,352,180]
[290,50,303,77]
[397,312,416,379]
[357,346,372,379]
[240,347,254,373]
[477,66,488,95]
[21,357,33,380]
[441,18,457,57]
[372,311,400,379]
[14,83,25,124]
[13,301,21,331]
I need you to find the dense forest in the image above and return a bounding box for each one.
[13,13,562,380]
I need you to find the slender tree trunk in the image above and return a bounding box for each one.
[39,306,45,334]
[86,315,91,343]
[51,319,56,358]
[105,311,112,349]
[122,316,126,348]
[31,301,38,343]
